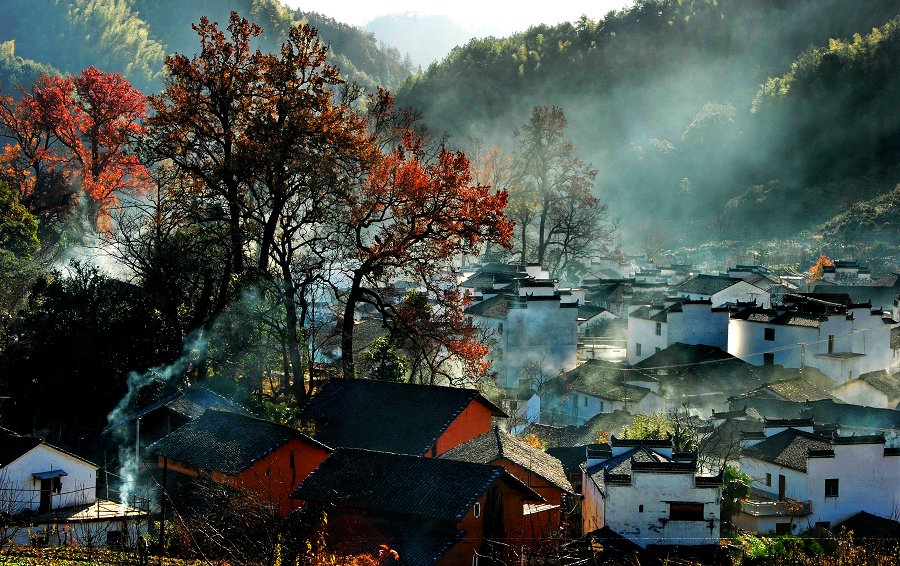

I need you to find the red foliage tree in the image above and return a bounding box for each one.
[1,67,149,228]
[339,117,513,377]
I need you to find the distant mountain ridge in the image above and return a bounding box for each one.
[364,13,473,70]
[0,0,411,93]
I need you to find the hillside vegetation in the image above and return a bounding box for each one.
[0,0,411,92]
[398,0,900,247]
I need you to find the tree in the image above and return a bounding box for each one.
[510,106,616,279]
[807,254,834,282]
[0,179,39,332]
[1,67,150,230]
[620,408,698,452]
[338,115,512,378]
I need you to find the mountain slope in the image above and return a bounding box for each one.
[364,13,472,70]
[396,0,900,246]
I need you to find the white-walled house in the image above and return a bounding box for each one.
[467,290,578,389]
[541,361,664,426]
[628,299,729,364]
[734,421,900,534]
[831,370,900,409]
[581,437,722,547]
[675,274,771,308]
[0,427,147,547]
[728,298,898,385]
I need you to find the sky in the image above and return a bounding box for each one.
[282,1,634,36]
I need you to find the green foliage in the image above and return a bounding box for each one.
[359,336,410,383]
[620,412,673,440]
[0,180,40,332]
[721,465,751,524]
[0,40,60,90]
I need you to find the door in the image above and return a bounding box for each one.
[778,474,786,501]
[39,478,51,512]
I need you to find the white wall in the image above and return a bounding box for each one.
[628,316,668,364]
[831,381,890,409]
[668,305,729,350]
[604,471,720,547]
[0,444,97,514]
[805,444,900,527]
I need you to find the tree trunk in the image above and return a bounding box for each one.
[340,272,364,378]
[281,264,308,405]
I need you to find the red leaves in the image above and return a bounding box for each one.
[1,67,150,226]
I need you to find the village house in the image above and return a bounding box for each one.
[674,274,771,308]
[627,299,730,364]
[633,343,763,414]
[466,287,578,390]
[820,260,872,284]
[734,419,900,534]
[298,379,507,456]
[291,448,543,565]
[1,427,147,547]
[440,427,575,543]
[148,410,331,518]
[831,369,900,409]
[581,437,722,548]
[727,295,899,384]
[541,360,663,426]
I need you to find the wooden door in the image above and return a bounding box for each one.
[778,474,786,500]
[39,479,51,512]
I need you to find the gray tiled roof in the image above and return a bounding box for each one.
[147,410,325,474]
[741,428,831,472]
[675,274,743,296]
[464,292,521,319]
[292,448,542,522]
[440,428,574,493]
[299,379,506,455]
[858,370,900,401]
[733,378,836,403]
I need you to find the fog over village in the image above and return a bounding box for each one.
[0,1,899,565]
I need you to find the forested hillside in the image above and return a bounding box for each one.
[398,0,900,247]
[0,0,411,93]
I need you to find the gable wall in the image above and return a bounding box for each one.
[435,401,494,456]
[0,444,96,513]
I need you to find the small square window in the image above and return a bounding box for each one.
[764,328,775,341]
[763,353,775,366]
[825,479,839,498]
[639,505,644,513]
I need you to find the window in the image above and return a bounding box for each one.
[639,505,644,513]
[599,401,604,411]
[775,523,792,534]
[828,334,835,354]
[636,343,642,357]
[825,479,839,498]
[498,323,503,335]
[583,396,588,407]
[764,328,775,341]
[763,353,774,366]
[473,502,481,518]
[669,503,704,521]
[290,452,296,484]
[655,322,662,336]
[765,473,772,487]
[655,347,661,354]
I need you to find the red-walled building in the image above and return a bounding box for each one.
[292,448,544,564]
[299,379,507,456]
[441,427,575,545]
[148,410,331,517]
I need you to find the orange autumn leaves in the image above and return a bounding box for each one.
[0,67,150,229]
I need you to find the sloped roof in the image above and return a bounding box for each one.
[440,428,574,493]
[0,427,41,467]
[857,370,900,402]
[675,274,744,296]
[148,410,325,475]
[563,362,652,403]
[524,410,634,449]
[109,385,252,430]
[299,379,506,455]
[832,511,900,539]
[292,448,542,522]
[464,292,521,319]
[741,428,831,472]
[634,343,740,369]
[733,378,836,403]
[578,304,611,321]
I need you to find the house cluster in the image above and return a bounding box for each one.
[459,259,900,539]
